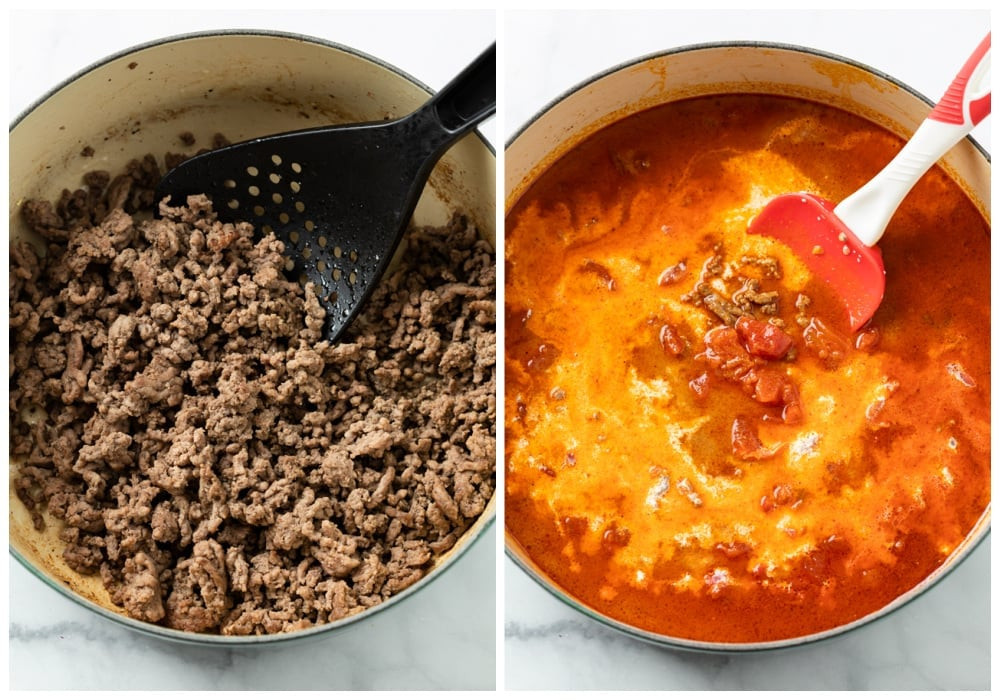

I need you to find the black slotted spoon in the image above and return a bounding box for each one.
[155,42,495,342]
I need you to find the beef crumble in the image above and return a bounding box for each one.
[10,160,496,635]
[680,246,784,326]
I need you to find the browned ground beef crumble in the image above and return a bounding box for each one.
[10,154,496,634]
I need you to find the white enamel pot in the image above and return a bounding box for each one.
[504,42,989,653]
[10,30,496,646]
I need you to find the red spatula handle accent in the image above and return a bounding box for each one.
[928,32,991,126]
[833,32,991,248]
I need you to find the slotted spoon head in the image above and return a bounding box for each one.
[156,121,428,340]
[154,43,495,342]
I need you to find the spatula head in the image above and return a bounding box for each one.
[155,120,428,342]
[748,193,885,331]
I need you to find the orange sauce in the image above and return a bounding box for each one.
[505,95,990,643]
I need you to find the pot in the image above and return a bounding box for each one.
[9,30,496,646]
[504,41,990,652]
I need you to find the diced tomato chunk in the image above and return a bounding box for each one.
[702,326,757,381]
[736,316,793,360]
[752,368,786,404]
[659,323,686,356]
[704,326,743,357]
[699,325,802,423]
[747,367,803,424]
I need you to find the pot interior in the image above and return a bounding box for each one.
[9,31,496,640]
[504,42,990,650]
[506,43,989,220]
[12,32,495,248]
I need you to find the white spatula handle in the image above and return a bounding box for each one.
[834,33,991,247]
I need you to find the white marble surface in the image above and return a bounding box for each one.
[503,8,991,691]
[8,9,496,692]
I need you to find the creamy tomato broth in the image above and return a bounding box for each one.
[504,95,990,643]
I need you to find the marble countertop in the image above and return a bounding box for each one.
[9,9,496,692]
[503,8,990,692]
[7,7,993,692]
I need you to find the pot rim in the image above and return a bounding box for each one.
[10,28,496,647]
[504,40,991,653]
[506,522,989,654]
[504,39,988,163]
[10,27,496,162]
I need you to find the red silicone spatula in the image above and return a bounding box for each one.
[749,33,991,331]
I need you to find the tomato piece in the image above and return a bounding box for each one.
[701,326,801,422]
[736,316,793,360]
[659,323,686,356]
[702,326,757,382]
[752,368,785,404]
[750,368,803,424]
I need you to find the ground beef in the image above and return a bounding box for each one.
[681,246,784,326]
[10,158,496,635]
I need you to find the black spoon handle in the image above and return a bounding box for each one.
[429,42,497,135]
[403,42,495,157]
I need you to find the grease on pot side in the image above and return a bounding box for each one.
[504,95,990,643]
